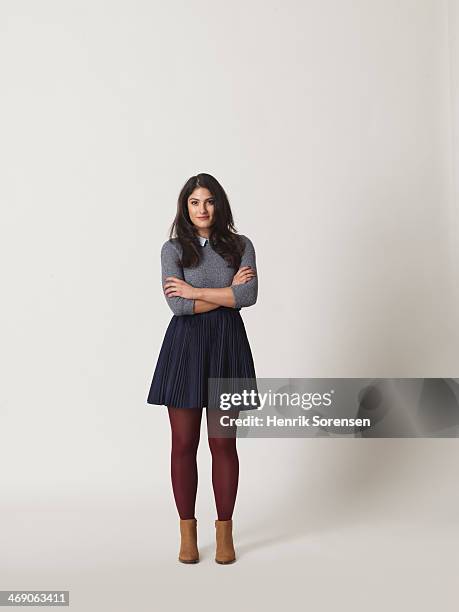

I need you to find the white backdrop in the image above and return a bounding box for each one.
[1,1,459,611]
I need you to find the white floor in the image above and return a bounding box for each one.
[2,487,458,612]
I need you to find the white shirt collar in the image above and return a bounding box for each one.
[197,235,208,246]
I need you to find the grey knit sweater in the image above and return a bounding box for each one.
[160,234,258,316]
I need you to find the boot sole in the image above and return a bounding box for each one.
[179,558,199,563]
[215,558,236,564]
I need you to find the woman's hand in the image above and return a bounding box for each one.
[164,276,197,299]
[231,266,256,286]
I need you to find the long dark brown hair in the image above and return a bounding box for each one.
[168,173,245,269]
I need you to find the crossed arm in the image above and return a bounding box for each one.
[165,267,256,313]
[160,238,258,315]
[193,297,228,314]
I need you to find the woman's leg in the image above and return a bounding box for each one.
[167,406,203,520]
[206,408,240,521]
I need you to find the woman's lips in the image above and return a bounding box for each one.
[197,216,209,220]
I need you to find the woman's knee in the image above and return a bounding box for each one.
[172,432,200,456]
[208,435,237,456]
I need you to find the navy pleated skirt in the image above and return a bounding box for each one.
[147,306,259,410]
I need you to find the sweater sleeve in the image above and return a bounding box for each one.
[160,240,195,316]
[231,235,258,309]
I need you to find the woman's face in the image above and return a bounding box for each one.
[187,187,215,234]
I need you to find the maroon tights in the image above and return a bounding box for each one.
[167,406,240,521]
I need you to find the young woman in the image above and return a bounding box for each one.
[147,173,258,564]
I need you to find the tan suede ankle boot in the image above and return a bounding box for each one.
[215,519,236,564]
[178,518,199,563]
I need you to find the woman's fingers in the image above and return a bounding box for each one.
[164,279,179,295]
[165,287,180,296]
[232,269,256,285]
[235,266,255,278]
[238,269,256,279]
[164,276,192,297]
[164,277,184,290]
